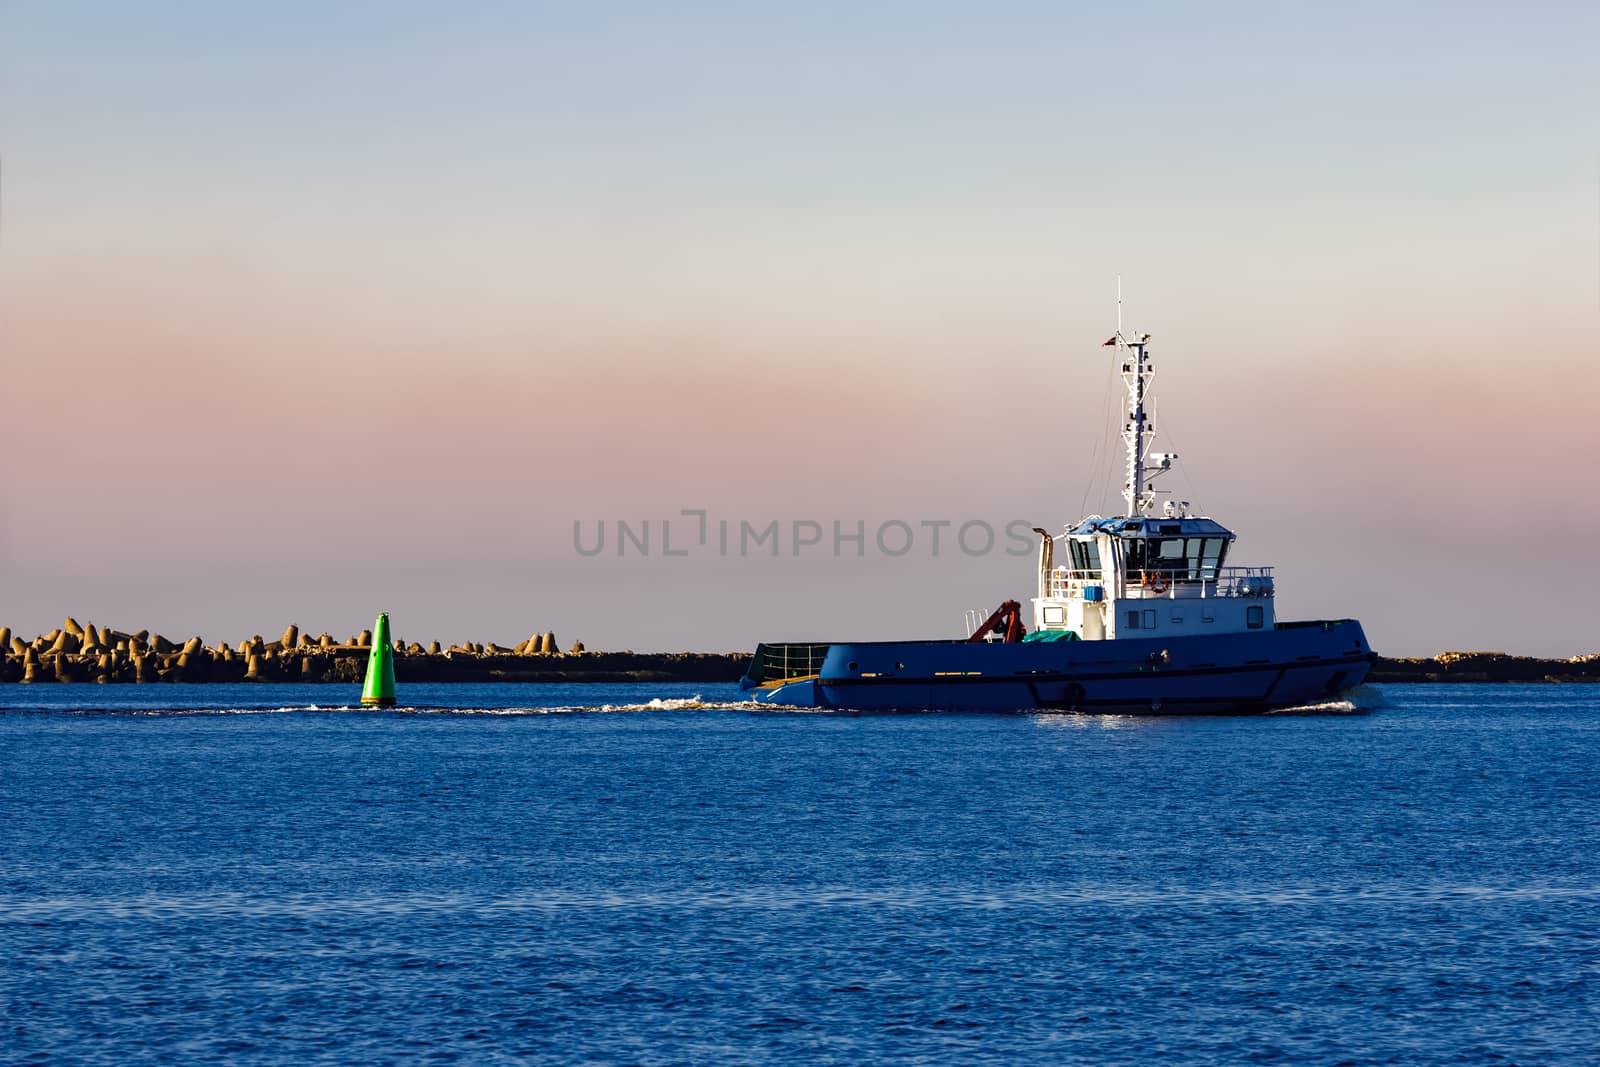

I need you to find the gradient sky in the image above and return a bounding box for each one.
[2,1,1597,655]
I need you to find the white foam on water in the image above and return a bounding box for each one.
[1267,684,1387,716]
[428,697,771,715]
[163,704,363,715]
[336,696,774,716]
[19,688,1389,718]
[23,698,761,717]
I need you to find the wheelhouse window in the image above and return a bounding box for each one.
[1123,536,1231,580]
[1067,538,1102,578]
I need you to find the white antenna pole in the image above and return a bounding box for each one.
[1105,279,1177,517]
[1122,335,1148,517]
[1115,279,1151,516]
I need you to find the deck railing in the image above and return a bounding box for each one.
[1044,566,1274,601]
[746,642,831,685]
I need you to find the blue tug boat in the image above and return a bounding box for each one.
[740,308,1373,713]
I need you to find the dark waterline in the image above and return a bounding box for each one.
[3,683,1597,1065]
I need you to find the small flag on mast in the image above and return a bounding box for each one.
[1102,335,1119,347]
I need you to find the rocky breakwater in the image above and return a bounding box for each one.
[1370,651,1600,684]
[0,618,748,684]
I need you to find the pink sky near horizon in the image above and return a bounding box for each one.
[4,239,1596,656]
[2,3,1598,655]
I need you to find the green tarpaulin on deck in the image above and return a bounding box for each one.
[1022,630,1080,643]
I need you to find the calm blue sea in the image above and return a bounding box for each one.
[3,682,1597,1065]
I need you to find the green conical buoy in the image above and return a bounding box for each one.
[361,612,397,707]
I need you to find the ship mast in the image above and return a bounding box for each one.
[1107,280,1174,516]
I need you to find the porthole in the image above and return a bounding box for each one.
[847,661,859,671]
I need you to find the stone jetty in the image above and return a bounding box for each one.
[1368,652,1600,684]
[0,619,746,684]
[0,620,1595,684]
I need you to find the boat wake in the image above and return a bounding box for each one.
[1266,684,1387,716]
[2,696,771,717]
[7,688,1386,718]
[410,697,771,715]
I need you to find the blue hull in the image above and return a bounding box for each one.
[742,620,1372,713]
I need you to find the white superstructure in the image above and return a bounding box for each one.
[1029,314,1276,640]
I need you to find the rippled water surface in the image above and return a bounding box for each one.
[3,682,1598,1064]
